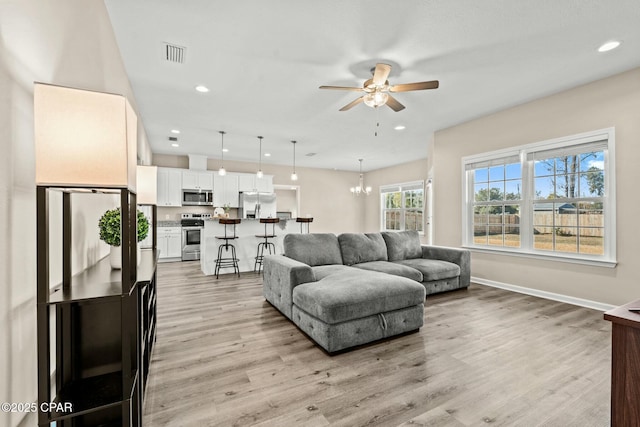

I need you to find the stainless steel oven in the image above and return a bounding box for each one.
[181,213,211,261]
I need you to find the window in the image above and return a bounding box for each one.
[381,181,424,232]
[462,128,615,266]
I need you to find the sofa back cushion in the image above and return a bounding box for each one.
[284,233,343,267]
[338,233,388,265]
[381,230,422,261]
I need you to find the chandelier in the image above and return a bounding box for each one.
[350,159,371,195]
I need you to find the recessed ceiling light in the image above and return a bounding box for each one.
[264,153,271,157]
[171,143,179,147]
[598,40,621,52]
[171,129,180,134]
[394,125,406,131]
[195,85,209,93]
[222,148,229,153]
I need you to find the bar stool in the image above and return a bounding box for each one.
[296,217,313,233]
[254,218,280,272]
[214,218,241,279]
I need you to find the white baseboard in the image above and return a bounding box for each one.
[471,276,616,312]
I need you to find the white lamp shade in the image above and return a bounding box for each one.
[35,83,137,190]
[136,165,157,205]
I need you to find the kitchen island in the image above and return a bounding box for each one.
[200,218,299,275]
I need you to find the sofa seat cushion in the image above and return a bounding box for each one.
[352,261,423,283]
[338,233,388,265]
[284,233,343,266]
[311,264,354,280]
[394,258,460,282]
[292,271,425,324]
[381,231,423,261]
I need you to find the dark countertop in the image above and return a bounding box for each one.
[205,217,289,222]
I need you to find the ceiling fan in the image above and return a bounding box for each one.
[319,63,439,112]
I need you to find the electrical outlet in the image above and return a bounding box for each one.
[165,214,170,220]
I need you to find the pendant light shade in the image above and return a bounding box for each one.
[218,131,226,176]
[256,136,264,178]
[290,140,298,181]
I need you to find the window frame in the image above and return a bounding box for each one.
[461,128,616,267]
[380,180,425,234]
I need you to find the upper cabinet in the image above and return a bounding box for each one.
[256,175,274,193]
[157,167,182,206]
[213,173,240,207]
[237,173,273,193]
[182,170,213,191]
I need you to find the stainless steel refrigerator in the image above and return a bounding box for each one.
[238,192,277,219]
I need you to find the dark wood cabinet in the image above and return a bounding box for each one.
[37,186,157,426]
[604,299,640,427]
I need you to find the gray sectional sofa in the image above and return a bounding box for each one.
[263,230,470,353]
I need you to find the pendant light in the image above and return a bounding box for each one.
[256,136,264,178]
[218,131,226,176]
[290,140,298,181]
[350,159,372,195]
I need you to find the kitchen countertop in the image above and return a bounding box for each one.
[157,221,182,227]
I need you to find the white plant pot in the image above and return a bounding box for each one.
[110,245,141,269]
[110,245,122,270]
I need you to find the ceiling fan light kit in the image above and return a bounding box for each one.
[363,91,389,108]
[320,63,439,112]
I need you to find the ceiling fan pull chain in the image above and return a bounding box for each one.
[374,106,380,137]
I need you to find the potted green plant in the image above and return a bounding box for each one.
[99,208,150,269]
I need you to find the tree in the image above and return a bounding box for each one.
[475,187,503,202]
[585,166,604,196]
[541,152,598,198]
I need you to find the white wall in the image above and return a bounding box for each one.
[0,1,149,425]
[431,67,640,306]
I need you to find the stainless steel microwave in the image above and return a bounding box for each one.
[182,190,213,206]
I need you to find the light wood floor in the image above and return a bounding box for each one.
[143,261,611,426]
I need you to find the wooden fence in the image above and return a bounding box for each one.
[474,213,603,237]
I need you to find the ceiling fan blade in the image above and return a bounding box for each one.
[319,85,363,92]
[372,63,392,86]
[389,80,439,92]
[339,96,364,111]
[385,95,405,112]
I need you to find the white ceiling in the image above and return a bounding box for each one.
[105,0,640,172]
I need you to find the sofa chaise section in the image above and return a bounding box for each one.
[292,269,425,352]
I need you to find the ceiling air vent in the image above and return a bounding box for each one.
[168,136,178,142]
[305,153,317,157]
[163,42,186,64]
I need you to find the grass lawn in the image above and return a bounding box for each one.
[474,233,604,254]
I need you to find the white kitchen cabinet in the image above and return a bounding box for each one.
[256,175,274,193]
[182,170,213,191]
[158,227,182,259]
[157,167,182,207]
[237,173,255,192]
[237,173,273,193]
[213,173,239,207]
